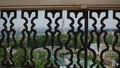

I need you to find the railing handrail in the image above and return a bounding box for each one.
[0,5,120,10]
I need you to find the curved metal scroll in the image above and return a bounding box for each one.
[66,10,84,68]
[43,10,62,68]
[0,10,120,68]
[20,10,38,68]
[113,10,120,68]
[89,10,108,68]
[0,10,16,68]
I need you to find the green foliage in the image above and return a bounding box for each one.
[33,50,47,68]
[0,33,119,67]
[35,34,83,48]
[13,48,24,67]
[105,52,118,57]
[60,34,69,46]
[36,35,46,47]
[0,48,4,64]
[116,35,120,47]
[13,48,47,68]
[64,33,83,48]
[106,33,114,45]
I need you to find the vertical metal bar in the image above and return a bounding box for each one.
[84,9,88,68]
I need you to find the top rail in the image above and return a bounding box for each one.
[0,0,119,10]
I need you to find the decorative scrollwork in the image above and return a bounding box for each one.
[66,10,84,68]
[0,10,119,68]
[113,10,120,68]
[0,10,16,68]
[20,10,38,68]
[89,10,108,68]
[44,10,62,68]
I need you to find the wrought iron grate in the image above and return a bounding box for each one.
[0,10,120,68]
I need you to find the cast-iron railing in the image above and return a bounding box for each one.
[0,10,120,68]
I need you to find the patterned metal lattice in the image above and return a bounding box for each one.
[0,10,120,68]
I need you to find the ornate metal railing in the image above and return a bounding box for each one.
[0,10,120,68]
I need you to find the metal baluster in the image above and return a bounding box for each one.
[66,10,84,68]
[44,10,62,68]
[113,10,120,68]
[20,10,38,68]
[0,10,16,68]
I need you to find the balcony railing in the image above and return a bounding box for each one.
[0,10,120,68]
